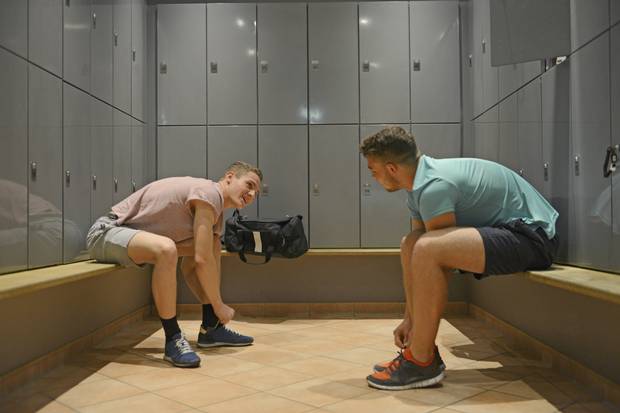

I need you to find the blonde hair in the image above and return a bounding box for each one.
[224,161,263,181]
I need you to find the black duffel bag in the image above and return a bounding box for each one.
[223,209,308,264]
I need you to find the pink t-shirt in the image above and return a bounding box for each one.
[111,177,224,242]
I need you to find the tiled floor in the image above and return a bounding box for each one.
[3,316,619,413]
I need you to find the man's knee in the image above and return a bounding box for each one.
[411,234,439,263]
[400,232,422,258]
[154,238,178,264]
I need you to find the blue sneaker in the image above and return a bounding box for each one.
[197,324,254,348]
[164,333,201,368]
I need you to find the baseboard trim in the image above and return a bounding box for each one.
[177,301,469,319]
[468,304,620,405]
[0,304,152,396]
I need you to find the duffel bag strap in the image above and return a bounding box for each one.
[238,250,272,265]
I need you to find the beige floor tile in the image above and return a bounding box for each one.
[559,401,620,413]
[198,392,314,413]
[324,347,394,366]
[230,347,309,366]
[397,381,487,407]
[48,378,145,409]
[19,365,109,397]
[493,375,575,409]
[253,331,309,346]
[323,391,440,413]
[223,366,313,391]
[194,355,265,378]
[0,393,74,413]
[154,377,256,408]
[443,367,524,390]
[278,356,362,377]
[268,377,370,408]
[277,339,358,356]
[323,366,377,389]
[117,368,206,391]
[449,389,558,413]
[89,351,171,378]
[78,393,190,413]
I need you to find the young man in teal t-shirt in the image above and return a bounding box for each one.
[361,126,558,391]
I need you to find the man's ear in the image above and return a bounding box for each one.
[385,162,398,175]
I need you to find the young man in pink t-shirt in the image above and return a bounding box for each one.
[86,161,262,367]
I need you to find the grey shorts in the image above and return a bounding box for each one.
[86,213,143,268]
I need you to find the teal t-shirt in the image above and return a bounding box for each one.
[406,156,559,239]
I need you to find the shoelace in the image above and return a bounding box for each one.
[385,350,405,372]
[174,336,194,355]
[214,321,243,337]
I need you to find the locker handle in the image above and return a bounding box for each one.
[468,54,473,67]
[311,60,320,70]
[92,12,97,30]
[543,162,549,181]
[518,169,524,177]
[574,156,580,176]
[603,145,618,178]
[262,183,269,195]
[132,181,136,192]
[160,61,167,74]
[92,175,97,190]
[362,60,370,72]
[363,182,371,196]
[312,183,320,195]
[65,0,70,7]
[482,39,486,54]
[31,162,37,180]
[132,50,136,62]
[114,178,118,192]
[114,33,118,47]
[413,59,421,71]
[210,61,218,74]
[65,170,71,185]
[260,60,268,73]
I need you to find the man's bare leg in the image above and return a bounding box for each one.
[128,231,179,319]
[407,227,485,363]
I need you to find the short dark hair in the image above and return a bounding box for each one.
[360,126,421,166]
[225,161,263,181]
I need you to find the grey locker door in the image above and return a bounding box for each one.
[131,120,146,191]
[611,24,620,271]
[208,126,258,218]
[570,33,612,270]
[480,0,498,113]
[258,126,308,235]
[613,0,620,25]
[113,0,132,113]
[29,0,63,76]
[309,125,359,247]
[91,98,114,221]
[0,49,27,274]
[257,4,307,124]
[63,84,91,263]
[157,4,206,125]
[410,1,460,123]
[360,124,411,248]
[91,0,114,103]
[64,0,91,92]
[28,64,63,269]
[472,0,484,117]
[113,110,132,203]
[132,0,146,121]
[473,106,499,162]
[542,61,570,261]
[0,0,27,57]
[359,2,410,124]
[308,2,359,124]
[570,0,610,52]
[410,124,461,159]
[517,78,544,192]
[157,126,207,178]
[207,3,257,125]
[498,94,519,172]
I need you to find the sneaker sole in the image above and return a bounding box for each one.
[367,371,444,391]
[163,356,201,368]
[196,342,253,348]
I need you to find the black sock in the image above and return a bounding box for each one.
[202,304,219,328]
[161,316,181,342]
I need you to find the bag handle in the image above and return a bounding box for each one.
[238,250,272,265]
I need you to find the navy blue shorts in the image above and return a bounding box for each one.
[474,220,559,278]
